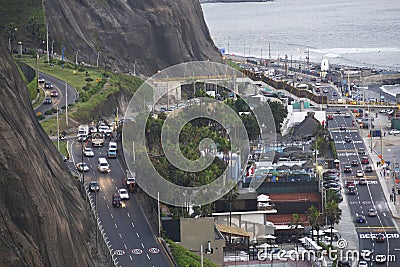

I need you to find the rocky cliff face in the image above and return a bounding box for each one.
[45,0,222,75]
[0,39,94,266]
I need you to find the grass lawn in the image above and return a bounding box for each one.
[52,140,68,158]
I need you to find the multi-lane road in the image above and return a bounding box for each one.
[324,84,400,266]
[69,135,172,266]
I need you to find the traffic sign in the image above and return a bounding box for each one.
[148,247,160,254]
[132,248,143,255]
[114,249,126,256]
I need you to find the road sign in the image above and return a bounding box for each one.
[132,248,143,255]
[148,247,160,254]
[114,249,126,256]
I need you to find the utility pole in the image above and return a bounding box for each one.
[46,24,50,64]
[268,42,271,68]
[133,61,137,76]
[56,106,60,151]
[158,192,161,237]
[65,82,68,126]
[61,46,65,69]
[96,51,101,68]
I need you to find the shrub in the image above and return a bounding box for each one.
[85,77,94,82]
[37,114,45,120]
[44,109,53,115]
[78,67,85,72]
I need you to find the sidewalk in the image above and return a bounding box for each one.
[359,111,400,223]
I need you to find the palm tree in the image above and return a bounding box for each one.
[223,185,239,226]
[324,200,342,247]
[306,205,323,243]
[289,213,304,252]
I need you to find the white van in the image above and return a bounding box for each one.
[97,157,110,173]
[77,125,89,141]
[109,141,117,151]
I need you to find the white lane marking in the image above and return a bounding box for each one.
[115,223,118,229]
[131,222,135,228]
[106,204,110,209]
[124,244,127,249]
[147,254,150,260]
[111,213,114,219]
[372,243,375,247]
[127,213,131,218]
[141,243,144,248]
[119,233,123,239]
[129,255,133,261]
[103,195,106,200]
[136,233,140,238]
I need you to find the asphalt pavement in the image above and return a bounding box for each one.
[34,72,77,114]
[69,138,173,267]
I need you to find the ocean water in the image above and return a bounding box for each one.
[201,0,400,70]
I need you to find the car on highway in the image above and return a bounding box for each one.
[389,129,400,135]
[89,181,100,192]
[345,112,351,117]
[50,90,58,97]
[367,208,377,217]
[343,166,352,173]
[345,136,352,143]
[357,147,366,155]
[83,147,94,157]
[38,77,45,83]
[346,180,355,188]
[76,162,89,172]
[97,157,110,173]
[44,97,52,104]
[347,186,356,195]
[361,157,369,164]
[107,148,117,158]
[323,88,329,93]
[365,165,373,172]
[332,91,338,96]
[44,82,53,89]
[126,177,136,187]
[339,124,346,131]
[118,188,130,200]
[356,214,366,223]
[327,114,334,120]
[356,170,365,178]
[112,193,121,208]
[358,261,368,267]
[376,233,385,242]
[351,160,359,166]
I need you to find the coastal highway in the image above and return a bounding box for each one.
[325,86,400,266]
[34,72,77,114]
[69,139,172,267]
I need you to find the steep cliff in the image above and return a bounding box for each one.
[0,39,94,266]
[45,0,222,75]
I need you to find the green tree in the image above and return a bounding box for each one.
[306,205,323,243]
[289,213,304,252]
[223,185,239,226]
[324,200,342,247]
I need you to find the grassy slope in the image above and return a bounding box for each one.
[167,239,218,267]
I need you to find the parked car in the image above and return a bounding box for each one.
[83,147,94,157]
[118,188,130,200]
[365,165,373,172]
[44,97,52,104]
[376,233,385,242]
[76,162,89,172]
[368,208,377,217]
[44,82,53,89]
[89,181,100,192]
[356,214,366,223]
[50,90,58,97]
[351,160,359,166]
[389,129,400,135]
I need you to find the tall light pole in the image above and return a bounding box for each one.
[46,24,50,64]
[96,51,101,68]
[65,82,68,126]
[133,61,137,76]
[75,49,80,65]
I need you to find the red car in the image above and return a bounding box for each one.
[361,157,369,164]
[50,90,59,97]
[327,114,334,120]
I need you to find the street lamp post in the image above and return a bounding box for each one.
[96,51,101,68]
[75,49,80,66]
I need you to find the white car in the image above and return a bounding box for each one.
[358,261,368,267]
[109,141,118,151]
[83,147,94,157]
[76,162,89,172]
[118,188,129,200]
[356,170,364,177]
[345,113,351,118]
[389,129,400,135]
